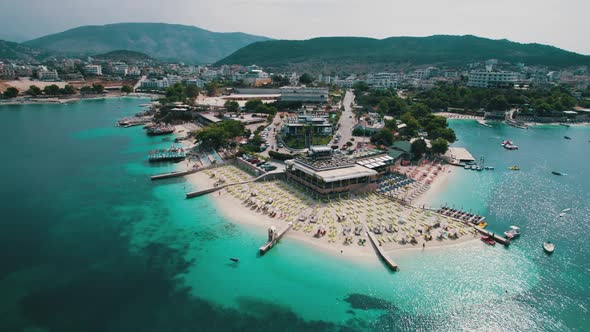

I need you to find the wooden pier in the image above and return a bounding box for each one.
[364,225,399,271]
[150,169,197,181]
[474,227,510,245]
[259,223,292,255]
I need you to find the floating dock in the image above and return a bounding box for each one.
[259,223,292,255]
[365,225,398,271]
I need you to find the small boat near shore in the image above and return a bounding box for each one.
[509,166,520,171]
[552,171,564,176]
[477,119,492,127]
[504,226,520,239]
[543,242,555,254]
[564,136,572,140]
[481,236,496,246]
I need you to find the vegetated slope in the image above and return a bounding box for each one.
[25,23,271,64]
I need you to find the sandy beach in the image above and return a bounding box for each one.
[181,164,478,265]
[411,165,456,209]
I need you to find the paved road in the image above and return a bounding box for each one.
[332,90,357,149]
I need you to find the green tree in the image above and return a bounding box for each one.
[185,84,200,99]
[26,85,42,97]
[370,129,394,147]
[92,84,105,94]
[431,138,449,155]
[80,86,94,94]
[62,84,76,95]
[400,112,420,136]
[486,95,509,111]
[245,99,264,112]
[121,85,133,94]
[3,87,19,98]
[205,81,220,96]
[43,85,61,95]
[299,73,313,85]
[224,100,240,113]
[411,139,428,159]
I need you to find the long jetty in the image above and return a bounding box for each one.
[150,169,198,181]
[364,225,399,271]
[259,223,292,255]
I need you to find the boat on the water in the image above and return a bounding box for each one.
[509,166,520,171]
[543,242,555,254]
[552,171,563,176]
[148,145,186,162]
[485,166,495,170]
[481,236,495,246]
[502,140,519,150]
[229,258,239,263]
[504,226,521,239]
[146,125,175,136]
[560,123,571,127]
[558,212,566,217]
[564,136,572,140]
[562,208,571,212]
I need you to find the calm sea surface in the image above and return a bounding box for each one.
[0,99,588,331]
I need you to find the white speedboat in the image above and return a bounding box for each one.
[562,208,571,212]
[504,226,521,239]
[543,242,555,254]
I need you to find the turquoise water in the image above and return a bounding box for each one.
[0,100,588,331]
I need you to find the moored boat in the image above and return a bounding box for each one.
[543,242,555,254]
[481,236,495,246]
[509,166,520,171]
[504,226,520,239]
[552,171,563,176]
[146,125,175,136]
[564,136,571,140]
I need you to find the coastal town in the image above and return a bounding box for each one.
[2,46,588,269]
[2,4,590,329]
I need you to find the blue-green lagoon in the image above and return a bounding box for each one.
[0,99,588,331]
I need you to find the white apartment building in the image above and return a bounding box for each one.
[140,78,169,90]
[366,73,399,89]
[38,69,59,81]
[467,70,518,88]
[167,74,183,85]
[84,64,103,76]
[112,62,128,76]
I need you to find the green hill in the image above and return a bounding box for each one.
[24,23,271,64]
[0,40,55,62]
[216,35,590,72]
[93,50,154,63]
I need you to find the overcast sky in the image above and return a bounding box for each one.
[1,0,588,54]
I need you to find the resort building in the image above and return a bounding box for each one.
[112,62,129,76]
[0,62,16,79]
[140,77,169,90]
[37,69,59,81]
[365,73,399,89]
[283,108,333,136]
[467,70,517,88]
[84,64,103,76]
[280,86,329,103]
[285,147,378,197]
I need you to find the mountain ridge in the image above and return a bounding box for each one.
[24,22,271,64]
[216,34,590,72]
